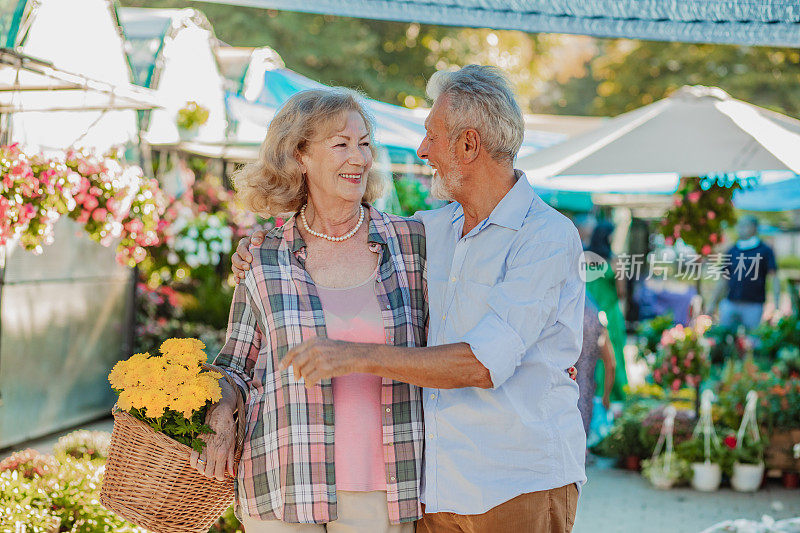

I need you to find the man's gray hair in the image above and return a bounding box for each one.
[426,65,524,162]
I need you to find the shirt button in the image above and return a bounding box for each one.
[430,393,436,399]
[428,433,434,439]
[390,476,396,482]
[450,276,457,282]
[386,304,391,309]
[442,314,446,320]
[385,407,391,413]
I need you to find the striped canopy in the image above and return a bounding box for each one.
[193,0,800,47]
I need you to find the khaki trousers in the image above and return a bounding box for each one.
[240,491,415,533]
[416,484,578,533]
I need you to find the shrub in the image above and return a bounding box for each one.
[54,430,111,462]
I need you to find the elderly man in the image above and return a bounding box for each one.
[232,65,586,532]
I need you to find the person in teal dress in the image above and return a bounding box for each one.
[577,217,628,402]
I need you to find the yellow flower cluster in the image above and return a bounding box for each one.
[108,338,222,419]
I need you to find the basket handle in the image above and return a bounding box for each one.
[203,363,247,475]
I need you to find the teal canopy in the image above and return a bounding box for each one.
[0,0,28,48]
[194,0,800,47]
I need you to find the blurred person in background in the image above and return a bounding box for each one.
[707,215,779,330]
[576,215,628,402]
[576,295,615,441]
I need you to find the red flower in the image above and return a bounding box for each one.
[724,435,737,449]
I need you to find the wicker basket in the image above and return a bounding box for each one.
[100,364,245,533]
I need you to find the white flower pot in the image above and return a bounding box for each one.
[691,462,721,492]
[178,127,198,141]
[649,471,676,490]
[731,462,764,492]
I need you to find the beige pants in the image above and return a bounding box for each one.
[240,491,415,533]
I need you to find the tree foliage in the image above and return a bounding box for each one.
[556,40,800,118]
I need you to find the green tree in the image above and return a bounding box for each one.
[554,39,800,117]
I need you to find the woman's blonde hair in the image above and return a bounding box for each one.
[234,88,387,217]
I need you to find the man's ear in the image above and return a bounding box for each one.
[461,129,481,164]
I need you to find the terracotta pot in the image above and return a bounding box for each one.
[623,455,641,471]
[732,462,765,492]
[782,471,800,489]
[691,462,722,492]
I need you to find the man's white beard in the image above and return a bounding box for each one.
[430,167,462,202]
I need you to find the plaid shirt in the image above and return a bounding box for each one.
[214,205,427,524]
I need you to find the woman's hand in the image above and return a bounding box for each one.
[189,404,237,481]
[231,229,269,282]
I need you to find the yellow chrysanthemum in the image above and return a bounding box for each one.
[108,352,150,389]
[160,338,206,367]
[172,382,208,418]
[139,388,171,418]
[118,386,146,412]
[164,361,196,387]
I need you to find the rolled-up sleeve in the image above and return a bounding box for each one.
[462,238,579,388]
[213,280,262,401]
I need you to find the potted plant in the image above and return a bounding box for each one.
[726,432,766,492]
[592,405,651,470]
[676,435,723,491]
[650,316,712,394]
[642,454,689,489]
[176,101,210,140]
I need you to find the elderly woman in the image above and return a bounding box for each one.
[189,89,425,533]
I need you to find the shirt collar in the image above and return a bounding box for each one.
[450,169,534,232]
[282,203,387,258]
[736,236,761,250]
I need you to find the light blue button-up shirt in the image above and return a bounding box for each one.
[414,171,587,515]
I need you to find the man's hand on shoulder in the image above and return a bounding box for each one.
[232,229,268,282]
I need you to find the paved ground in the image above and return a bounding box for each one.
[4,419,800,532]
[575,458,800,533]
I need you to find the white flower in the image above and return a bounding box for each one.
[208,215,221,228]
[197,246,210,265]
[186,254,200,268]
[167,252,179,265]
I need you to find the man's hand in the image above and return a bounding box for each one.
[189,404,237,481]
[231,229,268,282]
[279,338,365,387]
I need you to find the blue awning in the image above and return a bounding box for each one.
[194,0,800,47]
[734,176,800,212]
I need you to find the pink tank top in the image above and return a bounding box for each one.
[315,270,387,491]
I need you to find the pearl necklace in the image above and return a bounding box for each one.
[300,204,365,242]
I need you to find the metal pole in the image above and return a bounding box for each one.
[0,245,5,408]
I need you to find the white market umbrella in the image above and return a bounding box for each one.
[517,85,800,189]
